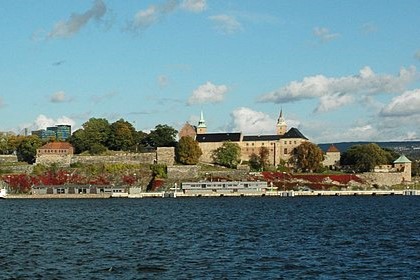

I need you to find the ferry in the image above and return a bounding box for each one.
[0,188,7,199]
[181,181,268,195]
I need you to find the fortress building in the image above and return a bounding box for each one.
[179,110,308,166]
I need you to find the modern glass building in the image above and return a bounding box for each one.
[31,125,71,141]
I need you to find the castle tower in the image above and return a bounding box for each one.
[196,110,207,134]
[394,154,412,182]
[276,109,287,135]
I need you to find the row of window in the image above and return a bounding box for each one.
[245,140,298,146]
[40,149,69,153]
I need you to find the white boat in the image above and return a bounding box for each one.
[0,188,7,199]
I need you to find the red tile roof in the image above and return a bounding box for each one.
[327,144,340,153]
[39,142,73,150]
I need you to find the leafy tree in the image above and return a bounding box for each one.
[108,119,136,151]
[212,141,241,169]
[289,142,324,172]
[248,153,261,171]
[89,143,108,155]
[83,118,111,147]
[340,143,391,172]
[176,136,202,165]
[150,164,167,178]
[248,147,270,171]
[69,118,110,154]
[147,124,178,147]
[69,129,89,154]
[16,135,42,164]
[0,135,24,155]
[135,131,149,152]
[259,146,270,170]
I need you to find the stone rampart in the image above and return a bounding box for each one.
[71,153,156,165]
[360,172,405,187]
[36,155,72,167]
[167,165,200,180]
[156,147,175,165]
[1,165,33,174]
[0,155,18,163]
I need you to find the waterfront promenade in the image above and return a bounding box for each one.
[6,189,419,199]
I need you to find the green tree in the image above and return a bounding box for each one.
[69,118,111,154]
[248,147,270,171]
[259,146,270,170]
[0,135,24,155]
[248,153,261,171]
[212,142,241,169]
[176,136,202,165]
[108,119,136,151]
[289,142,324,172]
[16,135,42,164]
[69,129,89,154]
[341,143,393,172]
[147,124,178,147]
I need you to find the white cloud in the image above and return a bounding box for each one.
[209,14,242,34]
[131,6,159,29]
[316,93,354,113]
[127,0,205,32]
[50,91,71,103]
[380,89,420,117]
[229,107,275,134]
[47,0,107,39]
[259,66,418,113]
[181,0,207,13]
[187,82,228,105]
[26,114,76,131]
[313,27,339,42]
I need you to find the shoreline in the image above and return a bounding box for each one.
[4,189,420,199]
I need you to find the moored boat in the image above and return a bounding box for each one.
[0,188,7,199]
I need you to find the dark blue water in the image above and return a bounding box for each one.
[1,197,419,279]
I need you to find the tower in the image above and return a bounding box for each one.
[197,110,207,134]
[276,109,287,135]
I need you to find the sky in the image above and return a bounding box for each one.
[1,0,420,144]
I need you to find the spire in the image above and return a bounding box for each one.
[277,108,285,124]
[276,108,287,135]
[197,110,207,134]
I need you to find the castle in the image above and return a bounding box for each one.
[179,110,309,166]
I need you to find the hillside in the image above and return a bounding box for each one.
[319,141,420,159]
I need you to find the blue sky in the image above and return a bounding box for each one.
[1,0,420,143]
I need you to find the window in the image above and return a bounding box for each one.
[284,148,288,154]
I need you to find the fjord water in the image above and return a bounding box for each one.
[1,197,419,279]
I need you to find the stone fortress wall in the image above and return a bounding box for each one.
[36,147,175,167]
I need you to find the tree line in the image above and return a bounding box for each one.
[1,118,416,176]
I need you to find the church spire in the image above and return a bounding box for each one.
[276,108,287,135]
[197,110,207,134]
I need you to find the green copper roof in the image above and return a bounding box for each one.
[394,154,411,163]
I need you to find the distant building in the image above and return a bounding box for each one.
[180,110,309,166]
[393,154,411,182]
[323,144,341,169]
[32,124,71,141]
[36,142,74,166]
